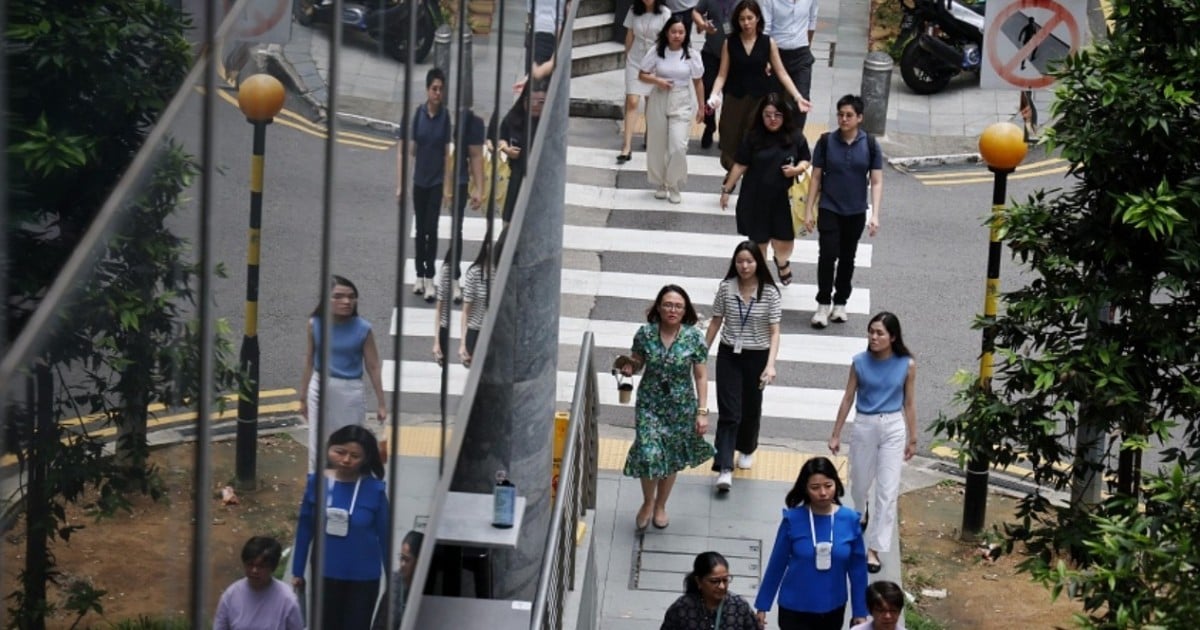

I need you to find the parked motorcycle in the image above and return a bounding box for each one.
[897,0,985,95]
[294,0,438,63]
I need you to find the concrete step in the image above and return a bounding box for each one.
[570,41,625,78]
[577,0,615,18]
[569,68,625,118]
[573,12,617,46]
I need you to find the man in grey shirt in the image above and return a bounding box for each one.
[762,0,818,128]
[694,0,741,148]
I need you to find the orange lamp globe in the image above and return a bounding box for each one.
[237,74,286,123]
[978,122,1027,170]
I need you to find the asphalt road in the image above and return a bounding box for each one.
[166,87,1070,455]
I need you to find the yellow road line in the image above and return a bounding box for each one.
[210,88,393,151]
[921,164,1071,186]
[914,157,1066,181]
[58,388,297,428]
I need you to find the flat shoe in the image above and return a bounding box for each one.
[652,507,669,529]
[867,561,882,574]
[616,153,631,163]
[635,506,652,532]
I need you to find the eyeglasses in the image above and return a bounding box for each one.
[704,576,733,585]
[660,303,686,311]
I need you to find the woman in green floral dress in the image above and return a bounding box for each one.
[619,284,716,532]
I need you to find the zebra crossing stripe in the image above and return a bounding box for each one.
[391,308,864,365]
[567,145,727,178]
[380,359,845,422]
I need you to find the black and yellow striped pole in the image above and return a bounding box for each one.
[962,122,1027,538]
[235,74,285,488]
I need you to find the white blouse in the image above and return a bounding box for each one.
[624,6,672,67]
[638,46,704,87]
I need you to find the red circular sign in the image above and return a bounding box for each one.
[985,0,1080,90]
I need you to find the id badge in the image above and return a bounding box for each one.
[326,507,350,537]
[815,541,833,571]
[722,21,732,35]
[733,338,743,354]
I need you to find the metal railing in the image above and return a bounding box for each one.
[530,332,600,630]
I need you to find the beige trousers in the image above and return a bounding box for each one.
[645,86,695,190]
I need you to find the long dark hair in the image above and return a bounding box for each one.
[646,284,699,326]
[654,16,693,59]
[747,93,802,151]
[868,311,912,357]
[631,0,664,16]
[326,425,385,480]
[500,78,548,148]
[784,456,845,508]
[683,551,728,595]
[311,275,359,317]
[722,240,776,300]
[729,0,764,37]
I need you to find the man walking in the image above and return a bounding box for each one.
[694,0,740,148]
[803,94,883,328]
[761,0,818,128]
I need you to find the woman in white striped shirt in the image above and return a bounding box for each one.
[704,241,782,492]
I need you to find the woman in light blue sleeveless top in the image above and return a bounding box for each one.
[826,312,917,574]
[300,275,387,471]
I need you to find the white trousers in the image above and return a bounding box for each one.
[306,374,365,472]
[645,86,694,190]
[849,410,907,553]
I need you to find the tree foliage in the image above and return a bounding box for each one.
[5,0,238,626]
[932,1,1200,627]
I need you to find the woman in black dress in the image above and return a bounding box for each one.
[719,93,811,286]
[492,79,547,224]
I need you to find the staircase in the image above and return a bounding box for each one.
[570,0,624,78]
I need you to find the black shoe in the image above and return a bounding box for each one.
[701,127,714,149]
[867,560,882,574]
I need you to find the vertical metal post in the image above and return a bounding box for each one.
[236,121,267,489]
[860,52,893,136]
[961,165,1011,538]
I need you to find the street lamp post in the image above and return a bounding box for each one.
[235,74,285,489]
[962,122,1027,539]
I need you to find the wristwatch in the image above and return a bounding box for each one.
[697,407,709,415]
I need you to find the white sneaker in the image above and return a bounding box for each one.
[811,304,830,328]
[423,278,436,303]
[830,304,848,323]
[715,470,732,492]
[654,185,668,199]
[667,187,682,204]
[737,453,754,470]
[412,278,425,296]
[452,279,463,304]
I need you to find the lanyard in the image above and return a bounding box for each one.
[735,293,756,337]
[326,476,362,516]
[713,597,725,630]
[808,506,833,549]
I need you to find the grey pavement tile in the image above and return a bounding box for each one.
[964,119,995,135]
[896,109,930,125]
[602,586,676,621]
[602,616,662,630]
[893,119,932,135]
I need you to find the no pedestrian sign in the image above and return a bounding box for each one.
[980,0,1088,90]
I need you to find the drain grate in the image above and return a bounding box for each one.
[631,534,761,592]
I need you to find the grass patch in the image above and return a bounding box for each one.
[905,606,948,630]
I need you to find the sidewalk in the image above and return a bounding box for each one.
[261,0,1052,159]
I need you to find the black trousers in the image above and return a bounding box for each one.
[815,208,866,306]
[776,46,815,129]
[438,326,480,359]
[713,343,768,471]
[412,183,442,279]
[701,50,720,133]
[778,604,846,630]
[317,577,380,630]
[448,182,468,279]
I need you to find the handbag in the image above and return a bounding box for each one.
[478,143,511,212]
[789,164,813,237]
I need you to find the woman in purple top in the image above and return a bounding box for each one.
[292,426,390,630]
[755,456,868,630]
[828,312,918,574]
[214,536,303,630]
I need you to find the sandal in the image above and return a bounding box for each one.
[775,258,793,286]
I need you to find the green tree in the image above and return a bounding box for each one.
[933,1,1200,627]
[4,1,238,627]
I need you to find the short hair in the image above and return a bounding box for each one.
[241,536,283,569]
[865,580,906,614]
[426,67,446,89]
[836,94,865,116]
[784,456,846,508]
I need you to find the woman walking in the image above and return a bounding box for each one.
[638,16,705,204]
[828,311,918,574]
[299,275,388,471]
[660,551,761,630]
[704,241,781,493]
[292,426,390,630]
[494,79,547,223]
[706,0,810,171]
[719,93,811,285]
[618,285,714,531]
[618,0,671,162]
[432,234,503,368]
[755,456,869,630]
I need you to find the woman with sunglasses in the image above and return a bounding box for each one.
[661,551,761,629]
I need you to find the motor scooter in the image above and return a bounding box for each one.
[294,0,438,63]
[897,0,985,94]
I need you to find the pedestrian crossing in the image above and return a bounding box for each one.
[383,146,875,443]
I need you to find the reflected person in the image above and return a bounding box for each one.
[213,536,303,630]
[372,530,424,630]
